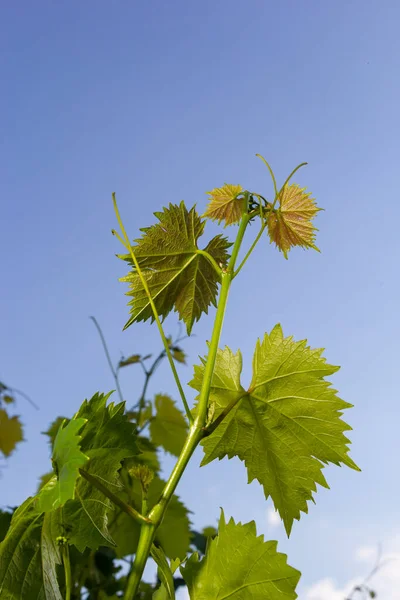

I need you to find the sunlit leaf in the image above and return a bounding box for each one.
[0,409,23,457]
[204,184,246,226]
[190,325,359,535]
[150,395,188,456]
[42,416,68,448]
[267,184,321,258]
[35,418,89,512]
[119,202,230,334]
[181,510,300,599]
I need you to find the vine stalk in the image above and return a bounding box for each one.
[124,212,252,599]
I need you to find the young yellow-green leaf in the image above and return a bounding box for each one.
[204,184,246,226]
[189,325,359,535]
[35,418,89,513]
[109,474,191,559]
[0,409,23,457]
[150,394,188,456]
[2,395,14,405]
[267,184,321,258]
[118,354,142,368]
[119,202,231,334]
[181,510,300,599]
[0,500,63,600]
[60,392,140,551]
[171,347,186,364]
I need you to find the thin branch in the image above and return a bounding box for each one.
[203,391,249,436]
[8,386,39,411]
[112,194,193,425]
[79,468,152,526]
[233,222,267,279]
[196,249,223,278]
[90,316,124,404]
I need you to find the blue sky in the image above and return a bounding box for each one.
[1,1,399,597]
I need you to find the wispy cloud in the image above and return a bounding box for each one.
[302,533,400,600]
[267,505,281,528]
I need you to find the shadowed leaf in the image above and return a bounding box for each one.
[0,410,23,457]
[119,202,230,334]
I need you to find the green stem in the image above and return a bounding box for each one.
[124,523,155,599]
[135,352,165,424]
[113,194,193,425]
[123,213,252,600]
[256,154,278,198]
[90,316,124,404]
[233,222,267,279]
[61,543,72,600]
[204,391,249,436]
[196,249,223,278]
[79,468,151,526]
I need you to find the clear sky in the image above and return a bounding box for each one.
[1,2,399,598]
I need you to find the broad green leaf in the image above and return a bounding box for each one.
[204,184,246,226]
[0,409,23,457]
[190,325,359,535]
[35,418,89,512]
[109,474,191,559]
[42,416,68,448]
[119,202,231,334]
[190,526,217,555]
[37,472,54,491]
[150,394,188,456]
[60,392,139,551]
[151,544,175,599]
[267,184,321,258]
[0,499,63,600]
[181,510,300,599]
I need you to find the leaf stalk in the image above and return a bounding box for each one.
[112,194,193,425]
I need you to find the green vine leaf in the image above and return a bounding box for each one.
[42,416,68,448]
[267,184,321,258]
[39,392,140,552]
[35,418,89,513]
[181,510,300,599]
[150,394,188,456]
[203,184,246,226]
[0,409,23,457]
[118,202,231,334]
[0,499,63,600]
[190,325,359,535]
